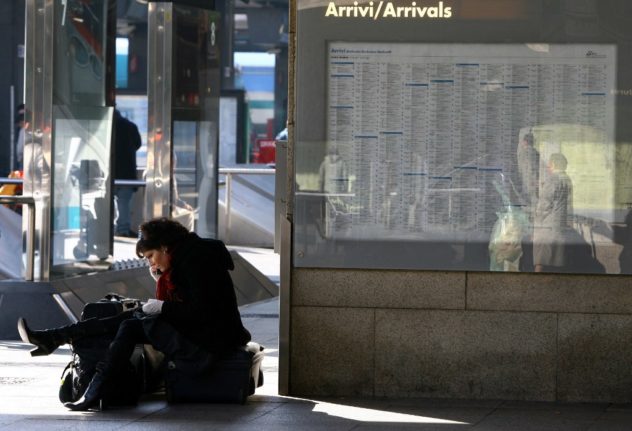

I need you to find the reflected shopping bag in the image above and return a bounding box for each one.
[489,206,528,272]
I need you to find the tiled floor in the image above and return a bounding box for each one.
[2,296,632,430]
[3,242,632,430]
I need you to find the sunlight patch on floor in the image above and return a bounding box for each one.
[313,401,469,424]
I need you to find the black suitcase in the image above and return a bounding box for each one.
[165,342,265,404]
[59,294,145,408]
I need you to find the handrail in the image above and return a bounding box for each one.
[113,179,147,187]
[0,177,23,185]
[1,178,150,188]
[1,168,274,266]
[219,167,275,176]
[218,167,276,243]
[232,175,275,201]
[0,195,35,281]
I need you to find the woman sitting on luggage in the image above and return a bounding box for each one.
[17,217,251,411]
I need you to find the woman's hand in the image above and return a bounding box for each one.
[149,266,160,281]
[142,299,164,315]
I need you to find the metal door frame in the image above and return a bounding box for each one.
[146,2,174,220]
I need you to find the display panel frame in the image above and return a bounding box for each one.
[294,0,632,274]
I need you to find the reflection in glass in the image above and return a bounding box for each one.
[172,121,198,231]
[115,95,148,168]
[533,153,575,272]
[51,106,113,277]
[54,0,107,107]
[294,41,629,273]
[167,6,220,238]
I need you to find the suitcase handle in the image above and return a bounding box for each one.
[103,293,126,302]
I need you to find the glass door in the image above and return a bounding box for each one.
[147,3,220,238]
[51,0,114,277]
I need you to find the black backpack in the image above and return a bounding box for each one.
[58,294,146,407]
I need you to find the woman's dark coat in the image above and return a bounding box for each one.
[160,233,251,352]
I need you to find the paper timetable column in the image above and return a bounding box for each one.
[403,63,430,232]
[477,64,505,232]
[351,60,380,227]
[453,62,479,231]
[426,63,454,230]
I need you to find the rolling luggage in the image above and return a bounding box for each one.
[58,294,145,407]
[165,341,265,404]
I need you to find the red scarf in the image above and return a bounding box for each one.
[156,269,179,301]
[155,240,188,302]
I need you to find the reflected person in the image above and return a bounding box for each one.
[533,153,573,272]
[318,147,349,194]
[113,109,142,237]
[517,131,540,217]
[14,103,26,170]
[318,147,351,233]
[22,130,50,189]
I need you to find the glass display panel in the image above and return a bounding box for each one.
[54,0,107,107]
[220,96,238,166]
[295,38,632,274]
[172,120,198,231]
[50,105,113,277]
[169,6,220,238]
[196,120,219,239]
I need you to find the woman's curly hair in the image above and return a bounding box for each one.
[136,217,190,257]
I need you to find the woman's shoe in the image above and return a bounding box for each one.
[17,317,107,357]
[16,317,67,357]
[64,369,106,411]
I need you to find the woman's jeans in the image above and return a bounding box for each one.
[91,310,209,375]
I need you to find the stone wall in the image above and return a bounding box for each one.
[289,269,632,402]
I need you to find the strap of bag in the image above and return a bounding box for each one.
[59,358,75,378]
[102,293,142,310]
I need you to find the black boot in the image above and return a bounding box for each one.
[17,317,72,357]
[17,317,106,357]
[64,363,108,411]
[65,320,138,411]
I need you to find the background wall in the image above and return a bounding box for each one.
[289,268,632,402]
[288,0,632,402]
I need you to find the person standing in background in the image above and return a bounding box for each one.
[533,153,573,272]
[14,103,26,170]
[517,131,540,218]
[113,109,142,237]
